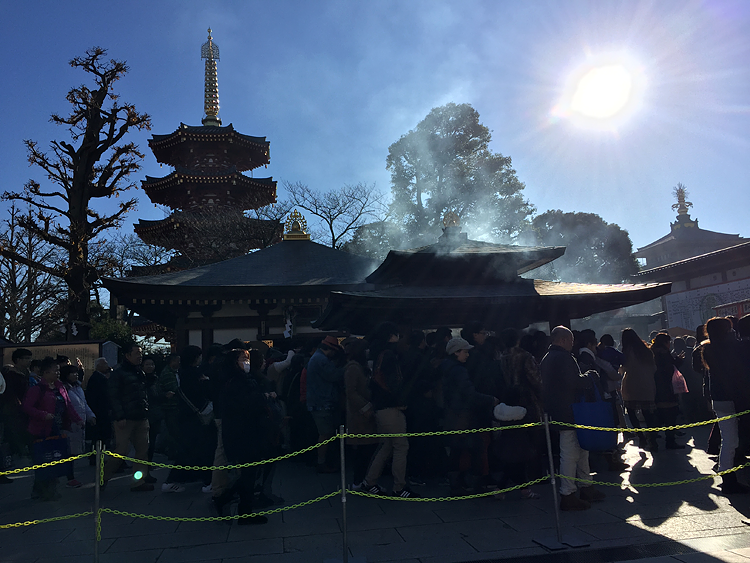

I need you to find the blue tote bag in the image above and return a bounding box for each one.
[571,374,617,452]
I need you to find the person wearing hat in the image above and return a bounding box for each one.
[440,337,499,496]
[306,335,345,472]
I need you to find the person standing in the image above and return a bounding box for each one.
[102,343,154,491]
[157,353,181,460]
[541,326,604,511]
[61,365,95,488]
[22,358,82,500]
[621,328,659,452]
[85,358,111,465]
[2,349,33,460]
[306,336,345,472]
[701,317,750,494]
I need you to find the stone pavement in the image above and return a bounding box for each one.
[2,425,750,563]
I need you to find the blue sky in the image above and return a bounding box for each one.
[1,0,748,251]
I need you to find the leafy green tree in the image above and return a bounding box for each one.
[341,220,409,262]
[387,103,534,243]
[0,48,151,340]
[530,210,639,283]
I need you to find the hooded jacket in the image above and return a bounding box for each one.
[22,380,82,438]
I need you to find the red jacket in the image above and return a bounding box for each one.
[22,380,82,438]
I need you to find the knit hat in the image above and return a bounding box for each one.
[446,337,473,355]
[321,335,343,352]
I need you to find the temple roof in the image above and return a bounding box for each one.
[312,280,672,332]
[149,123,270,172]
[636,226,742,254]
[142,167,277,209]
[103,239,379,297]
[365,227,565,284]
[636,241,750,281]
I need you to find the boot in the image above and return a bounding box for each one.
[448,471,468,496]
[579,486,606,502]
[560,493,590,511]
[720,472,750,495]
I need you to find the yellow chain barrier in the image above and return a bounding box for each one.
[350,475,550,502]
[346,421,542,440]
[0,511,93,529]
[100,490,340,522]
[0,450,95,477]
[552,409,750,433]
[102,435,338,471]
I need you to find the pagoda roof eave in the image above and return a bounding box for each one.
[366,243,566,284]
[150,123,269,148]
[311,280,672,333]
[635,241,750,281]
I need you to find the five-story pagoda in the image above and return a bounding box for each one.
[134,29,280,273]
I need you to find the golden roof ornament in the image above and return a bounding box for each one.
[672,183,693,216]
[283,209,311,241]
[443,211,461,229]
[201,28,221,127]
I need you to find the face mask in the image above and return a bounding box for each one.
[242,361,251,373]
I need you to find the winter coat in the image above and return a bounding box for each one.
[84,371,111,443]
[157,366,180,411]
[221,371,272,464]
[305,349,343,411]
[540,345,592,425]
[22,380,82,438]
[701,337,750,404]
[108,359,148,422]
[621,350,656,403]
[653,347,680,405]
[439,357,495,431]
[344,360,377,444]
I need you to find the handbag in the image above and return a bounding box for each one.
[31,435,70,479]
[672,367,689,394]
[571,372,617,452]
[178,388,215,426]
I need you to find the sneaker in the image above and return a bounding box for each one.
[131,482,155,492]
[560,493,590,511]
[201,484,213,494]
[358,481,385,495]
[66,479,83,488]
[579,486,606,502]
[408,476,426,487]
[161,483,185,493]
[350,482,364,492]
[392,488,421,498]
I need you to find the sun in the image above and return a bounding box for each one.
[570,65,632,119]
[552,54,645,130]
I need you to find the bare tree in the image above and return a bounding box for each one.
[0,205,67,342]
[283,181,388,248]
[0,48,151,339]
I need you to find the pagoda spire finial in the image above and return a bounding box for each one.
[201,28,221,127]
[671,182,692,216]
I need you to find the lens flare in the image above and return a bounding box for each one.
[570,65,632,119]
[133,470,144,481]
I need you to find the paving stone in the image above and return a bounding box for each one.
[157,538,283,562]
[676,552,750,563]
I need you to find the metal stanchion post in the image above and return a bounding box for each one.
[532,414,566,551]
[339,425,349,563]
[94,440,102,563]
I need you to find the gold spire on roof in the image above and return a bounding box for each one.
[672,183,693,216]
[283,210,311,241]
[201,28,221,127]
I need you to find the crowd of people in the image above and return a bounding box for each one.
[1,314,749,521]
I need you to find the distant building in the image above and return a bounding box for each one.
[635,185,745,269]
[635,187,750,332]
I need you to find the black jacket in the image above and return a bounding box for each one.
[108,360,148,421]
[221,371,272,464]
[540,345,592,424]
[439,357,495,430]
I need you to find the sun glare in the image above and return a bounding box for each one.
[570,65,632,119]
[552,54,645,131]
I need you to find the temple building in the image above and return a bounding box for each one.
[635,186,745,269]
[133,29,281,274]
[313,214,671,333]
[106,211,379,350]
[635,188,750,332]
